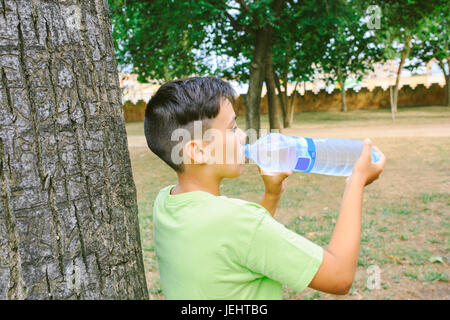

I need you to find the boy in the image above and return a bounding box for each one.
[144,76,386,300]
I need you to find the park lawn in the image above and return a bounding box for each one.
[127,106,450,300]
[124,106,448,136]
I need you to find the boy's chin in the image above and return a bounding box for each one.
[221,164,244,178]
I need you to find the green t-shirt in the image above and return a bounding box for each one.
[152,185,324,300]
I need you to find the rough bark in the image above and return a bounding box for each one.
[0,0,148,299]
[264,52,281,131]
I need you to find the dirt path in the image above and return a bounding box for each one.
[127,122,450,148]
[284,122,450,139]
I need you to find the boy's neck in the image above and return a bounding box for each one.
[172,170,222,197]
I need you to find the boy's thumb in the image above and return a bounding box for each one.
[362,138,372,158]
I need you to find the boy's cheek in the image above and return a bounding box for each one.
[223,163,244,178]
[225,141,244,165]
[209,133,243,165]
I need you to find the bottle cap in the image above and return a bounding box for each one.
[243,144,250,159]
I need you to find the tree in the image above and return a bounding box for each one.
[271,0,336,127]
[319,1,382,112]
[109,0,212,83]
[240,0,286,135]
[368,0,441,120]
[109,0,288,136]
[408,3,449,106]
[211,0,334,129]
[264,51,282,130]
[0,0,148,299]
[206,1,286,132]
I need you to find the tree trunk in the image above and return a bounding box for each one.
[390,86,395,122]
[286,82,299,127]
[273,71,287,127]
[446,73,450,107]
[264,52,281,131]
[245,29,270,137]
[0,0,148,299]
[438,59,449,107]
[244,0,285,137]
[282,89,290,127]
[391,36,412,121]
[340,84,347,112]
[337,68,347,112]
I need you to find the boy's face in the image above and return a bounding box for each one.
[183,97,247,178]
[208,98,247,177]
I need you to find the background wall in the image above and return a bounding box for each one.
[123,83,446,122]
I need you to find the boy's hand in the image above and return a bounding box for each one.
[347,138,386,187]
[258,166,293,196]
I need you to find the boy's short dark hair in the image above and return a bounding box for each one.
[144,76,237,172]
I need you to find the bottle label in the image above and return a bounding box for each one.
[293,137,316,172]
[294,157,311,171]
[305,137,316,172]
[292,137,316,172]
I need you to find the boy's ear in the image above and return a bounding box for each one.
[184,140,208,165]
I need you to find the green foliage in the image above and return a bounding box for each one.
[319,1,383,87]
[271,0,338,85]
[108,0,382,88]
[407,3,449,74]
[108,0,221,82]
[365,0,447,66]
[108,0,294,84]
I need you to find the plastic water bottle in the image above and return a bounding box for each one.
[243,133,380,177]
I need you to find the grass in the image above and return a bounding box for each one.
[403,270,419,280]
[289,106,449,126]
[422,270,449,283]
[127,106,450,300]
[417,192,449,204]
[125,106,450,137]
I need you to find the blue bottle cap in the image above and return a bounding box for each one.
[243,144,250,159]
[371,150,380,163]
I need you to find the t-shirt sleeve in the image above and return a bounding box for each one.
[244,213,324,293]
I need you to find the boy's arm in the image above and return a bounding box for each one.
[258,168,293,216]
[259,192,282,217]
[308,139,386,294]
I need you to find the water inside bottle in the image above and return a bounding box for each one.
[253,135,297,172]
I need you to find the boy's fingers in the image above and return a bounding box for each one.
[372,145,386,168]
[372,145,384,159]
[358,138,373,164]
[258,166,277,176]
[362,138,372,157]
[258,166,293,178]
[278,170,293,181]
[284,170,293,177]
